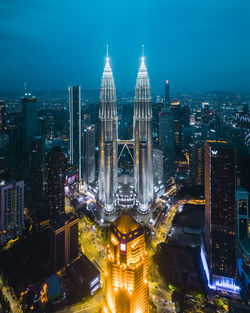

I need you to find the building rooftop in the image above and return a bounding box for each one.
[114,213,139,235]
[46,275,61,300]
[50,213,78,231]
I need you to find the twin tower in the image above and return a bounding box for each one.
[98,49,154,214]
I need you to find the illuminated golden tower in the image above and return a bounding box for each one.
[104,214,149,313]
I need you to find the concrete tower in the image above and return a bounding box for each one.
[133,48,154,212]
[98,47,118,213]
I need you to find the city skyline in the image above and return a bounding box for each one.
[0,0,249,94]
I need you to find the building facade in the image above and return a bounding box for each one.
[0,180,25,245]
[133,55,153,212]
[47,146,66,218]
[98,53,118,213]
[69,86,81,178]
[104,214,149,313]
[201,141,240,293]
[81,124,95,189]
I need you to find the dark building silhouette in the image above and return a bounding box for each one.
[50,213,78,272]
[159,82,175,182]
[190,141,205,186]
[201,141,239,293]
[0,100,7,135]
[22,91,38,144]
[171,100,182,155]
[47,146,66,218]
[69,86,81,176]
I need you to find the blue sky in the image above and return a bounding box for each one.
[0,0,249,93]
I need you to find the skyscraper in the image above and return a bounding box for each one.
[190,141,204,186]
[81,124,95,189]
[133,51,153,212]
[171,100,182,155]
[0,180,25,245]
[69,85,81,178]
[47,146,66,218]
[201,141,240,293]
[98,49,118,213]
[202,102,210,125]
[164,80,170,106]
[153,147,163,187]
[104,214,149,313]
[22,90,38,144]
[159,81,175,182]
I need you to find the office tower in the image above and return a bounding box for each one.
[190,114,195,126]
[104,214,149,313]
[171,100,182,155]
[29,136,46,220]
[164,80,170,106]
[243,102,249,116]
[202,102,210,125]
[190,141,204,186]
[81,124,95,189]
[201,141,240,293]
[0,100,7,135]
[0,180,25,245]
[22,90,38,144]
[47,146,66,218]
[98,50,118,212]
[69,86,81,177]
[236,187,249,241]
[159,81,175,182]
[153,147,163,187]
[133,53,153,212]
[50,213,78,272]
[237,188,250,295]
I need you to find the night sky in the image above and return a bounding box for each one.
[0,0,249,93]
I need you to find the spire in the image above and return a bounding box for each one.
[135,46,150,98]
[101,45,114,89]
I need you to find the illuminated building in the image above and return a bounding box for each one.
[153,147,163,187]
[81,124,95,189]
[50,213,78,272]
[202,102,210,125]
[237,188,250,292]
[159,81,175,182]
[98,48,118,213]
[201,141,240,293]
[22,89,38,144]
[47,146,66,218]
[0,180,25,245]
[104,214,149,313]
[69,86,81,179]
[190,141,204,186]
[171,100,182,155]
[133,50,153,212]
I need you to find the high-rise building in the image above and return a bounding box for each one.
[159,81,175,182]
[81,124,95,189]
[236,187,249,241]
[98,50,118,212]
[171,100,182,155]
[133,53,153,212]
[50,213,78,272]
[69,86,81,178]
[104,214,149,313]
[153,148,163,187]
[0,180,25,245]
[29,136,46,221]
[0,100,7,135]
[236,188,250,294]
[190,141,205,186]
[202,102,210,125]
[47,146,66,218]
[201,141,240,293]
[22,90,38,144]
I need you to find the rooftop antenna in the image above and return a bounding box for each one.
[142,44,144,58]
[24,82,27,92]
[106,44,109,58]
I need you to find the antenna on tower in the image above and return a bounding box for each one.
[106,44,109,58]
[24,82,27,92]
[142,44,144,58]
